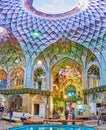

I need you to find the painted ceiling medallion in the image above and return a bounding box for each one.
[23,0,89,18]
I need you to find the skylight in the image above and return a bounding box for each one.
[32,0,80,14]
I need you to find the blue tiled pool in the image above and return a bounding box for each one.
[9,124,96,130]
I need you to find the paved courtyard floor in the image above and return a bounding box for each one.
[0,119,106,130]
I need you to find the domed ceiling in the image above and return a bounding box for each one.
[0,0,106,68]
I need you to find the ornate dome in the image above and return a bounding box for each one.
[0,0,106,70]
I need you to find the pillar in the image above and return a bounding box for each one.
[7,71,10,89]
[48,95,53,118]
[45,95,49,118]
[82,68,88,89]
[5,95,9,111]
[46,69,51,91]
[95,52,106,86]
[24,56,33,88]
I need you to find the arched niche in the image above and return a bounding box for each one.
[9,94,22,111]
[51,58,82,114]
[87,65,100,88]
[51,58,82,99]
[10,67,24,89]
[33,68,46,90]
[0,70,7,89]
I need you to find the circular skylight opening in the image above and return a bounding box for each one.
[32,0,79,14]
[24,0,89,18]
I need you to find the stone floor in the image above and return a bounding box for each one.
[0,119,106,130]
[0,120,23,130]
[83,120,106,130]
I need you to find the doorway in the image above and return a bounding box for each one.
[34,103,39,115]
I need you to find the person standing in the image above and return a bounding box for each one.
[69,105,73,120]
[0,106,2,120]
[9,108,13,122]
[52,109,60,119]
[72,107,75,119]
[97,108,103,125]
[65,109,69,120]
[72,108,75,124]
[0,105,4,119]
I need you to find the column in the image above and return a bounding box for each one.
[7,71,10,89]
[45,95,50,118]
[5,95,9,112]
[22,94,29,112]
[46,69,51,91]
[48,95,53,118]
[100,62,106,86]
[82,68,88,89]
[95,52,106,86]
[41,76,46,90]
[24,56,33,88]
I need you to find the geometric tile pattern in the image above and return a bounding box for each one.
[0,0,106,64]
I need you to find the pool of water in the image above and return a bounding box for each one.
[9,124,96,130]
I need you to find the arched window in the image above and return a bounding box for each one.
[87,65,100,88]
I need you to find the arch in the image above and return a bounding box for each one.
[52,84,59,90]
[33,63,47,73]
[87,65,100,77]
[32,94,45,103]
[10,67,24,89]
[86,61,101,73]
[61,79,81,91]
[51,58,82,101]
[51,57,82,72]
[0,66,7,73]
[51,58,82,86]
[87,65,100,88]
